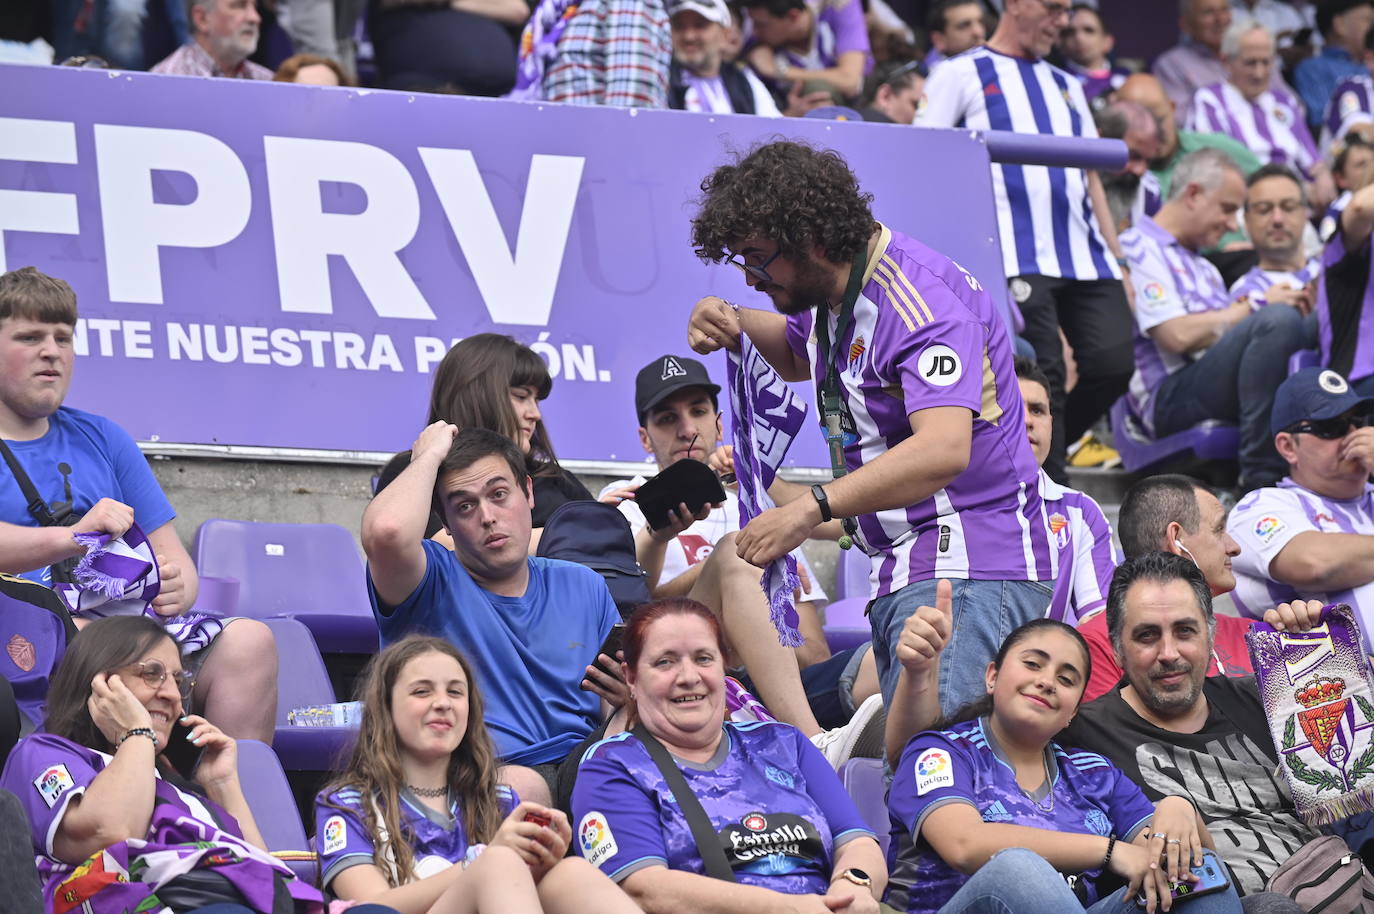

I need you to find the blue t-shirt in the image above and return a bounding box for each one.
[885,717,1155,913]
[315,783,518,889]
[368,540,617,765]
[571,720,874,894]
[1,407,174,585]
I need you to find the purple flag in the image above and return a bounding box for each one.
[727,332,809,646]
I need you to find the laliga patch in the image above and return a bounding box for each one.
[917,345,962,387]
[1254,515,1287,544]
[33,764,74,809]
[322,815,348,856]
[1142,281,1166,303]
[1341,91,1362,119]
[578,811,618,867]
[914,748,954,796]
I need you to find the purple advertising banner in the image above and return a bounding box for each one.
[0,65,1008,466]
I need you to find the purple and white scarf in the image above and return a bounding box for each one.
[54,523,223,653]
[727,333,810,647]
[1247,604,1374,826]
[508,0,578,101]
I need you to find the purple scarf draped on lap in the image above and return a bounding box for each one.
[1247,603,1374,826]
[727,333,809,647]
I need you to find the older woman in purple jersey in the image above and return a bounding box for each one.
[0,616,338,914]
[885,607,1256,914]
[315,636,639,914]
[573,597,887,912]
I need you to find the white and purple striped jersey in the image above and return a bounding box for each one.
[1121,215,1234,433]
[1321,73,1374,154]
[783,224,1051,597]
[679,70,781,116]
[915,47,1120,282]
[1320,190,1351,242]
[1228,256,1322,307]
[1228,479,1374,649]
[1038,470,1120,624]
[1185,81,1319,180]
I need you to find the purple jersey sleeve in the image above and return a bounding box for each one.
[784,311,814,365]
[884,313,986,417]
[788,725,874,847]
[571,739,671,881]
[823,0,869,58]
[315,790,381,887]
[1095,754,1156,838]
[1070,493,1120,620]
[1,733,101,857]
[888,731,979,842]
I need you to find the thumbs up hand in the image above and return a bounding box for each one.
[895,579,954,677]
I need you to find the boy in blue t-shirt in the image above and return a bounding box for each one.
[363,424,618,806]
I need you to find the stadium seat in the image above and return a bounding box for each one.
[822,597,872,654]
[835,546,870,602]
[262,617,357,771]
[1288,349,1319,375]
[193,520,378,655]
[235,738,316,883]
[840,758,890,855]
[1109,398,1239,474]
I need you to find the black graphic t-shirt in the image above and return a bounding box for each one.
[1061,677,1318,895]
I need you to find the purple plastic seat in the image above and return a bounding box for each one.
[193,520,379,655]
[262,617,357,771]
[840,757,890,855]
[835,546,871,602]
[823,597,872,653]
[1109,398,1239,474]
[235,738,317,883]
[1289,348,1319,375]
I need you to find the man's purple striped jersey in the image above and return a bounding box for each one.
[783,225,1051,597]
[1228,256,1322,308]
[1186,81,1320,180]
[916,47,1120,282]
[1316,216,1374,383]
[1229,479,1374,647]
[1038,470,1120,624]
[1321,73,1374,153]
[1121,215,1234,433]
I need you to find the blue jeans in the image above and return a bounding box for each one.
[737,644,868,730]
[1152,305,1314,487]
[870,578,1053,716]
[937,848,1245,914]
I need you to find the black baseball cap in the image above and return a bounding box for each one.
[1270,368,1374,436]
[635,355,721,422]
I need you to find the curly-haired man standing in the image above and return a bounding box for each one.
[687,140,1053,718]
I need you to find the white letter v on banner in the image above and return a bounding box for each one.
[419,149,583,327]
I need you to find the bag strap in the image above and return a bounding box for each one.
[0,437,62,527]
[632,724,737,883]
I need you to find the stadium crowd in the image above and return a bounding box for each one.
[11,0,1374,911]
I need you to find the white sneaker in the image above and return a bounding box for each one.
[809,693,886,770]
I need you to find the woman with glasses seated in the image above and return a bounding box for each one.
[0,616,371,914]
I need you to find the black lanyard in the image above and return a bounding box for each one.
[814,252,868,480]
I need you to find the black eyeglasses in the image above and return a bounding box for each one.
[1284,414,1371,439]
[121,659,196,703]
[726,248,782,284]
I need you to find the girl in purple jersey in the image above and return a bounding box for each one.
[316,636,639,914]
[885,618,1250,914]
[572,598,887,912]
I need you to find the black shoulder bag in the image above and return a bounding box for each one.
[632,724,737,882]
[0,438,80,583]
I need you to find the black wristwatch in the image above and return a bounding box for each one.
[811,484,833,522]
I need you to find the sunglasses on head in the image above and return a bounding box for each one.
[1284,413,1371,439]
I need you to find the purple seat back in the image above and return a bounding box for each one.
[840,758,890,855]
[823,597,872,653]
[262,618,357,771]
[193,520,378,653]
[836,547,871,602]
[235,738,316,882]
[1288,349,1319,375]
[1109,398,1238,474]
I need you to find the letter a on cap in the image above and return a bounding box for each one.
[661,356,687,380]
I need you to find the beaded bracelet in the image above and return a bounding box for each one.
[119,727,157,748]
[1102,833,1117,870]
